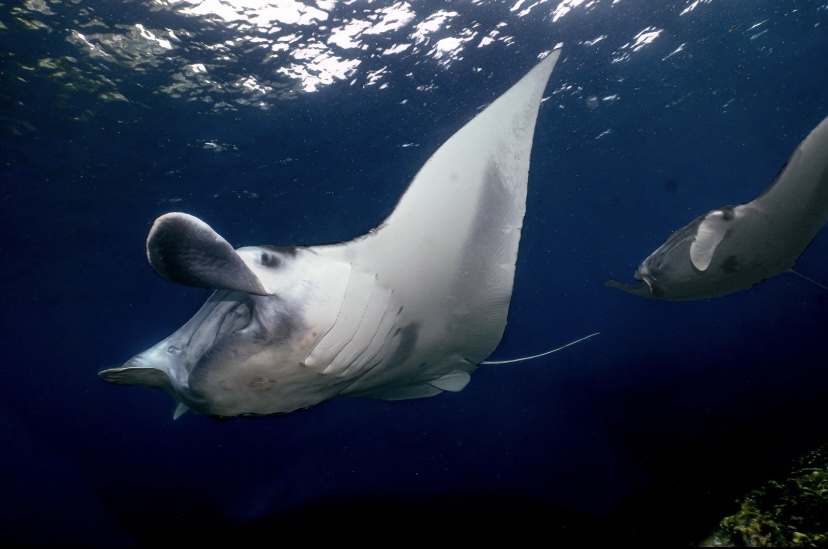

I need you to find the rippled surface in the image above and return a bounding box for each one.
[7,0,755,109]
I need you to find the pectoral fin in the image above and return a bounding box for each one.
[428,370,471,392]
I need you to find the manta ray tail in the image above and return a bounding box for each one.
[788,269,828,291]
[481,332,600,365]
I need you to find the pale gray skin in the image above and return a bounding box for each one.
[606,114,828,301]
[98,49,563,419]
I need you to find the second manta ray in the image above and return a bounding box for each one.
[99,48,566,419]
[606,114,828,301]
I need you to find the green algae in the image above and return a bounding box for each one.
[701,444,828,547]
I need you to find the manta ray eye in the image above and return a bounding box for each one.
[258,251,280,268]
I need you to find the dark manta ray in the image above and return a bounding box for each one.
[606,114,828,301]
[99,48,567,419]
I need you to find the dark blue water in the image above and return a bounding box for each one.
[2,0,827,545]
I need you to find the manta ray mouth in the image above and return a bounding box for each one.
[116,291,256,378]
[170,290,256,358]
[210,293,254,342]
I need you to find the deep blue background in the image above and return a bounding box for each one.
[2,0,827,545]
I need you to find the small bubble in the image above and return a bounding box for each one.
[585,95,599,110]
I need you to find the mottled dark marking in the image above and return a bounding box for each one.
[383,323,420,368]
[249,293,304,345]
[720,254,740,274]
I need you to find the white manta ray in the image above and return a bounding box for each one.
[99,47,581,419]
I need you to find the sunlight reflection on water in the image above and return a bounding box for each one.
[9,0,671,110]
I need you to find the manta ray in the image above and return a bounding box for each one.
[606,114,828,300]
[99,47,573,419]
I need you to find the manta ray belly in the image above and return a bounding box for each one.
[305,266,402,378]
